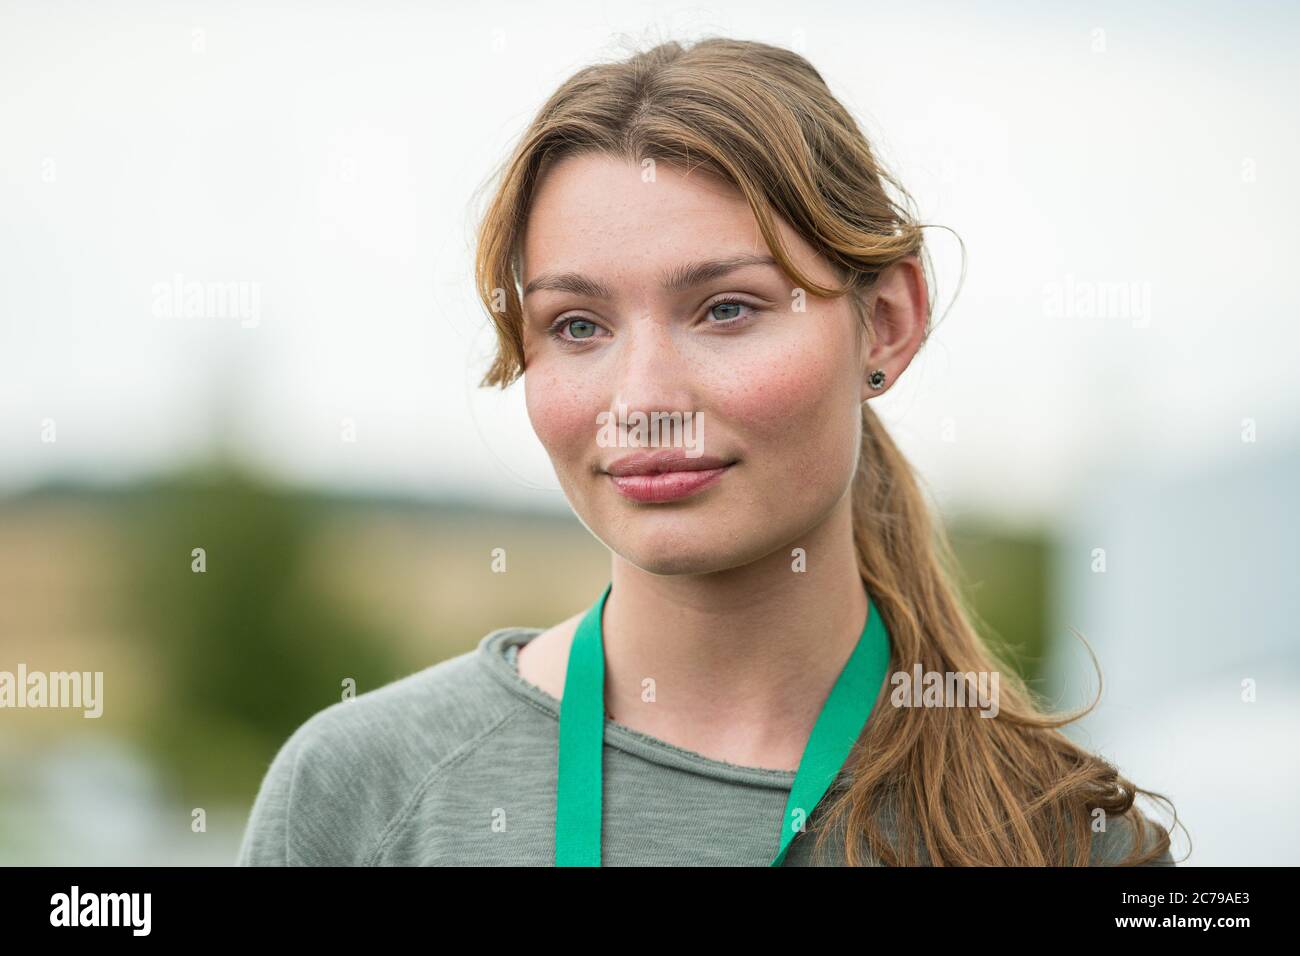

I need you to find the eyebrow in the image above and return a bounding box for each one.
[522,254,781,299]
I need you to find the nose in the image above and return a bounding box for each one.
[606,313,699,432]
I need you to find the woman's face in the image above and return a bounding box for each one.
[519,152,874,576]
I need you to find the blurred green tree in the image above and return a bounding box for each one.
[947,517,1053,689]
[120,465,408,803]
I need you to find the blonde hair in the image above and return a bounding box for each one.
[473,36,1182,865]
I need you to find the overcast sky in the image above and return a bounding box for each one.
[2,0,1296,522]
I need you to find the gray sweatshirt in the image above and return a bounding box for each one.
[235,627,1174,866]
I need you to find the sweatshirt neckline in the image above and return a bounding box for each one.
[476,627,798,790]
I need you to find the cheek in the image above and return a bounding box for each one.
[524,370,597,470]
[721,327,861,479]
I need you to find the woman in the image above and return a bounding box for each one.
[237,36,1179,866]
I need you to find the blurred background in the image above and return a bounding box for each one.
[1,0,1297,865]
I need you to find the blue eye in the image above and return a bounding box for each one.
[708,301,744,321]
[546,297,759,348]
[548,316,599,342]
[706,298,757,324]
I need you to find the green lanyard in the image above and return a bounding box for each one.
[555,581,892,866]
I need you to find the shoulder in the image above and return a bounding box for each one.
[1089,809,1176,866]
[514,610,582,699]
[236,633,528,866]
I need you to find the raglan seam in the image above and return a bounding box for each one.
[364,697,534,865]
[282,722,311,867]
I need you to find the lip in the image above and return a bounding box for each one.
[605,450,733,477]
[603,451,736,503]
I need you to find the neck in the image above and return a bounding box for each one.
[601,492,869,772]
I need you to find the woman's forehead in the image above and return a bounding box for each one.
[521,155,830,295]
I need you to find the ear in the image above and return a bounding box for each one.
[861,255,928,401]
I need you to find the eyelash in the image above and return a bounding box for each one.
[544,296,762,346]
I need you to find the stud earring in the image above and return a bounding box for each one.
[868,368,887,390]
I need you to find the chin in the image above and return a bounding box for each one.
[611,519,776,577]
[620,548,734,577]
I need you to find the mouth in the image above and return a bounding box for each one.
[602,452,737,504]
